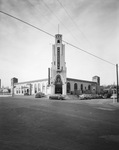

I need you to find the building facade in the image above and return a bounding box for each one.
[12,34,100,96]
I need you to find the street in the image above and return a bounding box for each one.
[0,96,119,150]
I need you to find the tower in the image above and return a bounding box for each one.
[92,76,100,94]
[92,76,100,85]
[50,34,67,95]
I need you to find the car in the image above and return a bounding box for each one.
[102,93,111,99]
[110,94,117,99]
[79,94,103,100]
[79,94,91,100]
[49,94,65,100]
[35,92,45,98]
[24,93,29,96]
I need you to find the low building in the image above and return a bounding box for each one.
[12,77,100,96]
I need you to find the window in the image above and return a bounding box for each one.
[34,84,37,93]
[67,82,70,93]
[88,85,91,90]
[81,84,83,91]
[55,75,62,84]
[57,47,60,69]
[38,83,41,92]
[42,83,45,92]
[74,83,78,90]
[57,40,60,43]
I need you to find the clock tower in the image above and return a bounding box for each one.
[50,34,67,95]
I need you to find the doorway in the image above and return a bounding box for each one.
[55,75,62,94]
[55,84,62,94]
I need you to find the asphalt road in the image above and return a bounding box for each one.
[0,96,119,150]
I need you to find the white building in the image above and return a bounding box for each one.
[12,34,100,96]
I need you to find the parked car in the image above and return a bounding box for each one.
[24,93,29,96]
[35,92,45,98]
[103,93,111,99]
[79,94,103,100]
[110,94,117,99]
[79,94,91,100]
[49,94,65,100]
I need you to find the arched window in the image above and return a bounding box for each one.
[67,82,70,93]
[42,83,45,92]
[55,75,62,85]
[81,84,83,91]
[74,83,78,91]
[34,84,37,93]
[57,40,60,43]
[88,85,91,90]
[38,83,41,92]
[27,89,29,94]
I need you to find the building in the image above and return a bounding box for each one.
[12,34,100,96]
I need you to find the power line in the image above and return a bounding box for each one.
[56,0,93,46]
[56,0,116,67]
[41,0,81,44]
[63,41,115,66]
[0,11,54,38]
[0,10,115,66]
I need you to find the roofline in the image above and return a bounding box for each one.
[14,77,97,85]
[14,78,48,85]
[67,78,97,84]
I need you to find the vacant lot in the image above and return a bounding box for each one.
[0,96,119,150]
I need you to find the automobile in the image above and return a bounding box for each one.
[79,94,91,100]
[49,94,65,100]
[79,94,103,100]
[24,93,29,96]
[110,94,117,99]
[102,93,112,99]
[35,92,45,98]
[98,95,104,99]
[91,94,98,99]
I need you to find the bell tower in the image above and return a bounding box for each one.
[51,34,67,95]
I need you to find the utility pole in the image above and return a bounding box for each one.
[12,81,14,97]
[116,64,119,102]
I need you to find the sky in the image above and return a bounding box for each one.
[0,0,119,87]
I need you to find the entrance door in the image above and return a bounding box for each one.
[55,75,62,94]
[55,84,62,94]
